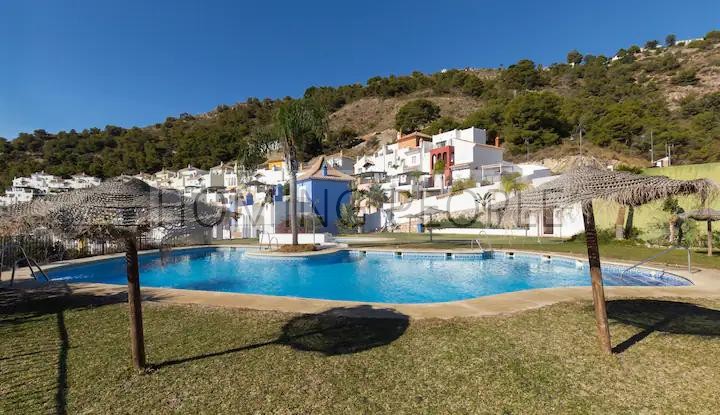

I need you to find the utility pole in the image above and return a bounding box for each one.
[649,130,654,165]
[579,127,583,156]
[524,137,530,162]
[574,123,584,156]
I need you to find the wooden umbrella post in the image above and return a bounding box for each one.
[708,220,713,257]
[125,235,146,370]
[581,202,612,354]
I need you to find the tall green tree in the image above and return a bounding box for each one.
[665,34,676,47]
[395,99,441,133]
[502,91,570,154]
[273,99,328,245]
[566,50,583,65]
[501,59,545,90]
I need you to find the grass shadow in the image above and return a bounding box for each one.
[55,311,69,415]
[154,305,409,369]
[0,282,166,414]
[607,299,720,353]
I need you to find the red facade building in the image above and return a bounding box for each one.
[430,145,454,186]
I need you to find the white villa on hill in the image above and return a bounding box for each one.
[430,128,507,185]
[346,127,583,236]
[353,127,550,203]
[0,171,102,206]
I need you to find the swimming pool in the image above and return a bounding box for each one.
[47,248,691,304]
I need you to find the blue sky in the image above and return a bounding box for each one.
[1,0,718,139]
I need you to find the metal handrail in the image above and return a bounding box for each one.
[258,231,270,248]
[471,230,493,252]
[620,245,691,277]
[9,244,50,284]
[267,237,279,251]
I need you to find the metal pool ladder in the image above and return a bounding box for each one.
[6,244,50,285]
[470,231,493,253]
[620,245,691,278]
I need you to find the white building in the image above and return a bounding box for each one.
[253,156,289,186]
[174,165,209,197]
[353,132,434,204]
[429,127,506,186]
[0,171,102,206]
[325,151,355,176]
[69,173,102,189]
[209,161,239,189]
[354,131,434,177]
[383,173,583,238]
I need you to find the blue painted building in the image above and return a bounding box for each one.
[296,156,353,234]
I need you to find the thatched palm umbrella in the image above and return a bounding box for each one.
[0,178,222,369]
[500,166,716,354]
[679,208,720,256]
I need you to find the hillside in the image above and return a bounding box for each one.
[2,30,720,188]
[328,93,485,133]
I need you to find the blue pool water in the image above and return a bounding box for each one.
[47,248,691,304]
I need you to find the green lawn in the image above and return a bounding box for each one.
[2,289,720,413]
[340,232,720,270]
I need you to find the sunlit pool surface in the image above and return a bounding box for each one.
[47,248,691,304]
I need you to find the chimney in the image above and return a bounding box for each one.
[397,131,402,141]
[495,136,501,147]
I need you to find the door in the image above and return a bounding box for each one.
[543,208,555,235]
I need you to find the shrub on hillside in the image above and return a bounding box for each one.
[671,69,700,86]
[705,30,720,42]
[687,39,712,49]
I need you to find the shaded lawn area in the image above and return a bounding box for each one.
[2,289,720,413]
[341,233,720,270]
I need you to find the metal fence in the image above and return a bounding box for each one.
[0,228,213,273]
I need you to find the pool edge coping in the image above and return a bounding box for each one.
[4,245,720,319]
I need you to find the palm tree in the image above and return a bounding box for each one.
[365,184,387,213]
[500,172,528,196]
[273,100,328,245]
[474,192,494,224]
[499,172,529,226]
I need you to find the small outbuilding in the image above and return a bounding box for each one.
[296,156,353,234]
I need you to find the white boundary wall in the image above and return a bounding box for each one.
[265,233,334,245]
[433,228,533,236]
[383,175,585,238]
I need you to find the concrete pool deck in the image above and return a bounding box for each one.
[2,245,720,319]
